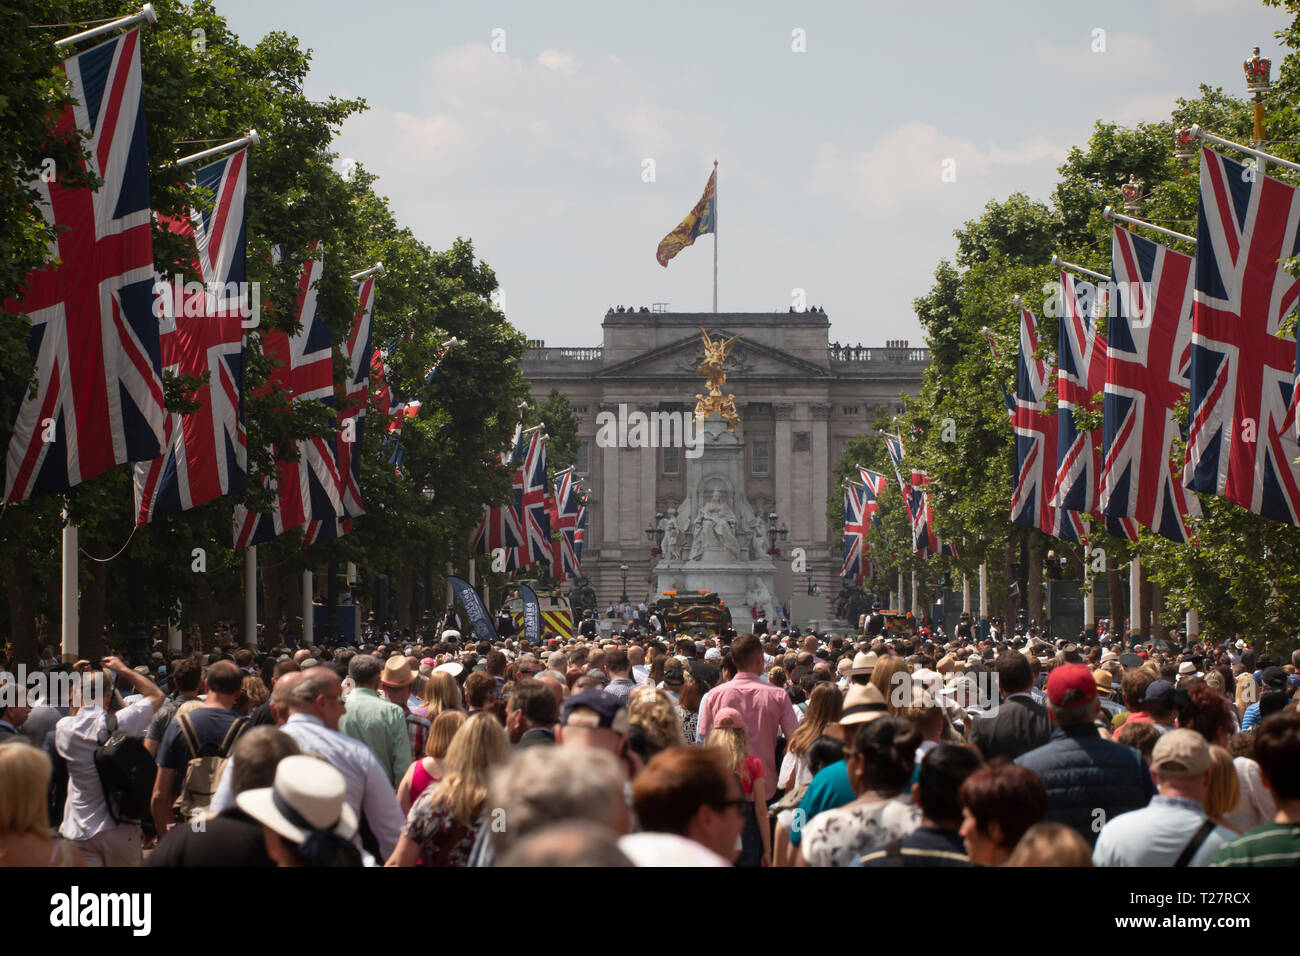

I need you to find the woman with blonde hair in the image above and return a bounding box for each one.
[387,713,509,867]
[870,656,912,716]
[414,670,463,719]
[705,707,771,866]
[0,745,84,867]
[394,710,467,815]
[1006,822,1094,867]
[1206,744,1243,834]
[1235,673,1258,722]
[779,682,843,795]
[627,686,685,758]
[242,675,269,710]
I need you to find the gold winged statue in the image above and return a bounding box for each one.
[695,327,742,430]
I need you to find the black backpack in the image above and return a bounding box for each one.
[93,713,156,824]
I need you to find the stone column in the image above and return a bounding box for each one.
[774,404,794,547]
[810,404,831,549]
[599,402,619,555]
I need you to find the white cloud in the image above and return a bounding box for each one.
[537,49,578,74]
[1031,30,1170,83]
[807,121,1067,212]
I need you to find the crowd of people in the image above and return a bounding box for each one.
[2,613,1299,868]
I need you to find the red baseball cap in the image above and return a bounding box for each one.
[1046,663,1098,707]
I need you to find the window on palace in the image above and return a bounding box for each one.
[575,441,590,475]
[663,445,680,475]
[752,440,770,475]
[572,405,589,415]
[842,406,860,416]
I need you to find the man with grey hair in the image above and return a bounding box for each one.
[536,670,568,708]
[207,667,405,859]
[498,821,634,867]
[467,745,631,866]
[547,650,568,675]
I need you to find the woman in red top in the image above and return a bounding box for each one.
[705,707,771,866]
[395,711,466,815]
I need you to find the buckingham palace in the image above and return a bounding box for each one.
[522,307,929,612]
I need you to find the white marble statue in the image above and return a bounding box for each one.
[690,490,740,560]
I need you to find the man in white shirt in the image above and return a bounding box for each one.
[207,667,405,860]
[55,657,164,866]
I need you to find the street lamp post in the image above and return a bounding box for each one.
[619,563,629,604]
[645,513,665,557]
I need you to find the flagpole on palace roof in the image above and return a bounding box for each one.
[712,160,718,314]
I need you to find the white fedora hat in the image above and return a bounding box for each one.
[236,755,358,846]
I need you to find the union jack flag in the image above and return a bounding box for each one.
[472,416,525,559]
[304,275,378,545]
[4,29,165,503]
[1185,148,1300,525]
[513,431,552,570]
[1103,227,1201,542]
[550,469,582,578]
[134,150,248,523]
[573,505,587,563]
[1012,306,1084,542]
[858,468,888,530]
[233,246,343,547]
[842,484,870,582]
[884,435,910,500]
[1054,270,1140,540]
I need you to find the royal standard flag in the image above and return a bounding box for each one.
[656,169,716,267]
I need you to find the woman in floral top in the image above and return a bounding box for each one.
[796,716,922,867]
[386,713,509,867]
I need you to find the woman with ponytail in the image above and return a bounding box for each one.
[386,713,510,867]
[795,715,922,867]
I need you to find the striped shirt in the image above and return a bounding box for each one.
[1211,822,1300,867]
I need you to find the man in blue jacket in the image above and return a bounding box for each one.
[1015,663,1155,847]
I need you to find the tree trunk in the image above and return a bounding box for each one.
[78,558,108,664]
[194,575,218,651]
[262,563,282,648]
[1027,536,1043,625]
[396,563,414,631]
[1107,562,1123,636]
[3,508,39,666]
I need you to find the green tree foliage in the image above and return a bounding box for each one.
[0,1,529,661]
[830,13,1300,644]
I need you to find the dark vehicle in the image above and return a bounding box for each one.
[656,590,733,634]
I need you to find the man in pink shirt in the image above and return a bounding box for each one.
[697,634,799,792]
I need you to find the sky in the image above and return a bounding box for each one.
[214,0,1293,349]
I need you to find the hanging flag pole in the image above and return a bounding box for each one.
[350,262,385,281]
[168,130,259,170]
[1051,254,1107,284]
[713,159,719,313]
[1185,123,1300,174]
[1101,206,1194,245]
[54,2,155,47]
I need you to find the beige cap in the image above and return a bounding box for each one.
[849,651,879,676]
[840,683,888,725]
[1150,728,1213,777]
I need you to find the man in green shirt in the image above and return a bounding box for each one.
[1212,711,1300,867]
[338,655,411,788]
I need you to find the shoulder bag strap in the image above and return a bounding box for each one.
[1173,819,1217,868]
[176,711,203,760]
[217,715,249,757]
